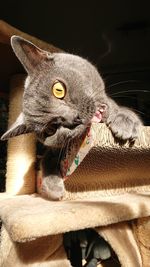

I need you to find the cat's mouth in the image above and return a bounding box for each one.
[91,109,103,123]
[39,107,105,141]
[39,116,82,139]
[91,105,107,123]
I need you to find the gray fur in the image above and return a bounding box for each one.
[1,36,142,200]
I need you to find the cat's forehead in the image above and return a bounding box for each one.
[44,52,94,85]
[52,53,90,70]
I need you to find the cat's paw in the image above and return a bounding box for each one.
[108,107,142,141]
[41,175,65,200]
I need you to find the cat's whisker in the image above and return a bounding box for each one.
[111,95,146,115]
[110,89,149,96]
[25,111,45,117]
[107,80,143,89]
[112,96,137,100]
[130,108,146,116]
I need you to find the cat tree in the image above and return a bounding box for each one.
[0,21,150,267]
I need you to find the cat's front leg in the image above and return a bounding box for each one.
[41,148,65,200]
[104,97,142,141]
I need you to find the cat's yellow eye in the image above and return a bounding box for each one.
[52,81,66,99]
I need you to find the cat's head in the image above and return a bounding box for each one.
[1,36,106,145]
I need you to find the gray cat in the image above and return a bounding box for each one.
[1,36,142,200]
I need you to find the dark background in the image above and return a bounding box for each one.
[0,0,150,121]
[0,1,150,69]
[0,0,150,72]
[0,0,150,124]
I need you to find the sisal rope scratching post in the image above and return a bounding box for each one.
[6,74,36,195]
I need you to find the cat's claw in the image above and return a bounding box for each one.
[108,107,142,141]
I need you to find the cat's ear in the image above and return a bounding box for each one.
[1,113,33,140]
[11,35,49,74]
